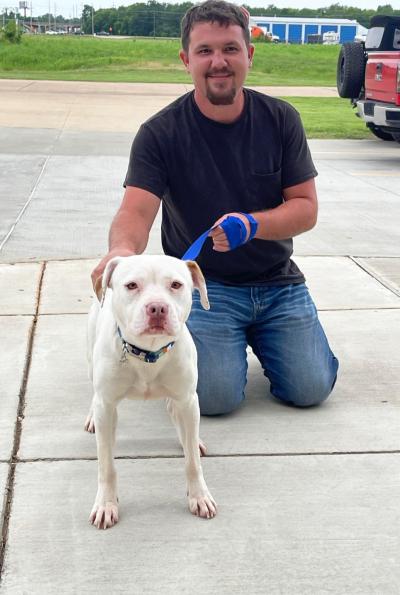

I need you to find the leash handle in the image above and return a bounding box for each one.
[181,213,258,261]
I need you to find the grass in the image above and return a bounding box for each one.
[0,35,371,138]
[0,35,340,85]
[281,97,370,139]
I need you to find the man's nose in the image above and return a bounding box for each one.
[210,51,228,69]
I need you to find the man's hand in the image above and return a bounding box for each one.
[208,212,251,252]
[91,247,135,292]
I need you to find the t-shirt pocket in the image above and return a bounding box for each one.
[247,168,283,210]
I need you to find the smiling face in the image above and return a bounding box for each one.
[180,21,254,118]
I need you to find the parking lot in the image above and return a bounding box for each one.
[0,79,400,593]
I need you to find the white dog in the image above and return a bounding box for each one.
[85,254,217,529]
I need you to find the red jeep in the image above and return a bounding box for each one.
[337,15,400,143]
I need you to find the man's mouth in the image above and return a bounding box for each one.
[207,71,233,79]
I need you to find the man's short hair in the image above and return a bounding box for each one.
[181,0,250,52]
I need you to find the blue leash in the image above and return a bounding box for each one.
[181,213,258,261]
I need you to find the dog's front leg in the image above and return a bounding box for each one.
[169,396,217,519]
[89,395,119,529]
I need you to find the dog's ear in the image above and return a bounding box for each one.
[94,276,103,302]
[101,257,122,301]
[185,261,210,310]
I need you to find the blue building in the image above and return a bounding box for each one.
[249,16,367,44]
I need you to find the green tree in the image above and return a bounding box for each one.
[1,19,22,43]
[82,4,94,34]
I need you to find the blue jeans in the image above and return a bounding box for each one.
[187,281,339,415]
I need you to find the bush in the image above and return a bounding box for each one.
[1,20,22,43]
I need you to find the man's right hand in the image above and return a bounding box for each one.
[91,247,136,292]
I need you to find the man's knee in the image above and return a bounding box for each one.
[198,381,245,416]
[271,367,338,408]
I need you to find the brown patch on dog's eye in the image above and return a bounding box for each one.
[126,282,138,290]
[171,281,182,290]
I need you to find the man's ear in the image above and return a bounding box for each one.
[185,261,210,310]
[179,49,189,70]
[248,43,255,64]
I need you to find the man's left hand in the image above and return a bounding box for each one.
[208,212,251,252]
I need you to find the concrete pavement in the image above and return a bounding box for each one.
[0,80,400,594]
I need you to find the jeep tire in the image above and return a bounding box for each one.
[391,132,400,143]
[337,42,366,99]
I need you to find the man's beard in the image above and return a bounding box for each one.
[205,73,236,105]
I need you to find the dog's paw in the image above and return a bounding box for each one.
[84,413,95,433]
[199,439,207,456]
[89,501,119,529]
[188,493,217,519]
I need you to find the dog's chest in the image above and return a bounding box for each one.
[121,364,172,401]
[125,381,166,400]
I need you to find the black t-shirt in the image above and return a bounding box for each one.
[124,88,317,286]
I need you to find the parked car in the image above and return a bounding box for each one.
[337,15,400,143]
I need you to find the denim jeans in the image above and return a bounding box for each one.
[187,280,339,415]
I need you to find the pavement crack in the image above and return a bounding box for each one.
[0,157,51,254]
[13,450,400,464]
[0,261,46,583]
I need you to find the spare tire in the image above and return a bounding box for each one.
[337,42,366,98]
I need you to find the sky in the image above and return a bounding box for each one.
[0,0,387,19]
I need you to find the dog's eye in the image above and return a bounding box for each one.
[171,281,182,290]
[126,282,138,290]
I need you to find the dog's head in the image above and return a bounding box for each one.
[99,255,209,341]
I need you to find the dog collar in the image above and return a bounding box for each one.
[117,326,175,364]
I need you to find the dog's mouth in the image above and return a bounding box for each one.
[142,318,170,335]
[145,325,168,335]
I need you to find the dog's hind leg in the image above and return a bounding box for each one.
[166,398,207,456]
[84,397,95,433]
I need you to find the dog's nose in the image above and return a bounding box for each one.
[146,303,169,317]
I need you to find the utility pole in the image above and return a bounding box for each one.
[91,5,94,35]
[48,0,50,30]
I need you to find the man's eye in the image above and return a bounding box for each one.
[126,282,138,290]
[225,46,238,52]
[198,48,210,54]
[171,281,182,290]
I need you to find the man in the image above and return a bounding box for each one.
[92,0,338,415]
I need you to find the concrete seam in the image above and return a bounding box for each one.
[0,156,51,254]
[350,256,400,298]
[23,305,400,317]
[0,261,46,583]
[10,450,400,464]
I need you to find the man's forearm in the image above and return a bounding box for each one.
[253,197,318,241]
[108,208,150,255]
